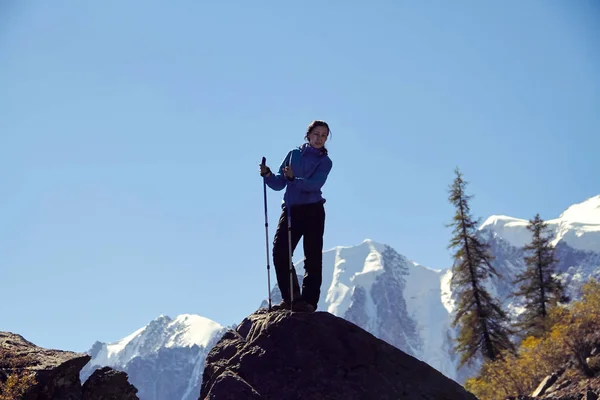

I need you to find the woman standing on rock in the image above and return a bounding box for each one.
[259,120,333,313]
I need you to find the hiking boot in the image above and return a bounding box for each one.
[270,300,291,311]
[291,300,316,313]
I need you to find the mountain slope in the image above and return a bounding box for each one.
[479,195,600,310]
[480,195,600,253]
[261,238,459,380]
[81,314,226,400]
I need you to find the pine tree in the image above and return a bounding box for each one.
[512,213,566,338]
[447,167,515,368]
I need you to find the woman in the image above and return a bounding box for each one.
[259,120,333,312]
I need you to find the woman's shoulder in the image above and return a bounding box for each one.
[320,148,332,162]
[316,151,333,170]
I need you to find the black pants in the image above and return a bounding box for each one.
[272,200,325,309]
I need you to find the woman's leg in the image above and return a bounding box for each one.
[272,206,303,305]
[300,202,326,310]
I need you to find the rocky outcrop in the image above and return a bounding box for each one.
[505,342,600,400]
[0,331,138,400]
[199,309,478,400]
[509,371,600,400]
[82,367,138,400]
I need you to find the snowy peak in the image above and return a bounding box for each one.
[82,313,227,400]
[86,314,224,369]
[479,195,600,252]
[551,195,600,252]
[325,239,387,316]
[329,238,387,255]
[166,314,224,348]
[137,313,223,349]
[558,195,600,225]
[103,325,147,364]
[480,215,531,248]
[320,238,437,316]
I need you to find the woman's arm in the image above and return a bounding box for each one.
[288,158,333,191]
[264,151,292,191]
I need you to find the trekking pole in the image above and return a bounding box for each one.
[285,155,294,312]
[261,157,272,311]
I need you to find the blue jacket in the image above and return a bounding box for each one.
[265,143,333,207]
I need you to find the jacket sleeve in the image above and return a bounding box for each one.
[289,157,333,191]
[264,151,291,191]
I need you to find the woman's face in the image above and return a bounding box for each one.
[308,126,329,149]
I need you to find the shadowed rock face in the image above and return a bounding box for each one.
[82,366,139,400]
[0,331,138,400]
[199,309,478,400]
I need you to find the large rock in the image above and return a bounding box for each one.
[1,331,90,400]
[0,331,138,400]
[199,309,478,400]
[82,366,139,400]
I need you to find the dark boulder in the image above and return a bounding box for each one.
[199,309,478,400]
[1,331,90,400]
[82,366,139,400]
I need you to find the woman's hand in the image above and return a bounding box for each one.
[259,163,272,177]
[284,165,294,181]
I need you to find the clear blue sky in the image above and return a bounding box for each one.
[1,1,598,353]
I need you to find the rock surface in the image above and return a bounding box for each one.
[199,309,478,400]
[505,369,600,400]
[0,331,138,400]
[82,366,139,400]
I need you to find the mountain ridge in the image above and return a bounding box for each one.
[82,194,600,399]
[481,195,600,251]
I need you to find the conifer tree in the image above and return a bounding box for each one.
[447,167,515,368]
[512,213,566,338]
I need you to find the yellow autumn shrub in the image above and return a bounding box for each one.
[0,371,37,400]
[465,334,569,400]
[0,347,37,399]
[549,279,600,377]
[466,279,600,400]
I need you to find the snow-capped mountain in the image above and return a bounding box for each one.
[481,195,600,253]
[260,239,459,380]
[478,195,600,309]
[81,195,600,398]
[442,195,600,381]
[81,314,227,400]
[260,195,600,384]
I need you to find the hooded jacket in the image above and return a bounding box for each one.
[265,143,333,207]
